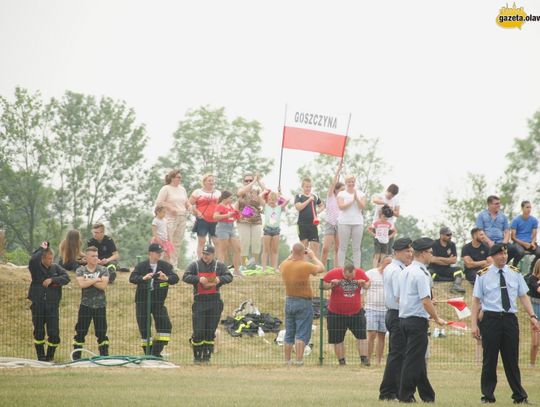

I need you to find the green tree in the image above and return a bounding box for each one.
[51,91,147,234]
[150,106,274,198]
[442,173,488,248]
[501,109,540,215]
[0,87,56,252]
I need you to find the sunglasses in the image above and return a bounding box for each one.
[244,179,253,183]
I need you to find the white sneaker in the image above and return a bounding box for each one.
[433,328,440,338]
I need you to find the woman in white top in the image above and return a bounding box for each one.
[155,169,191,268]
[322,161,344,268]
[336,174,366,267]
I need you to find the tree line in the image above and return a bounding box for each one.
[0,86,538,267]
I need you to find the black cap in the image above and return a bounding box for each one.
[202,244,215,254]
[412,237,434,251]
[439,226,452,235]
[148,243,164,253]
[489,243,507,256]
[393,237,412,251]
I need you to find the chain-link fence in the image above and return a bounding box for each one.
[1,271,537,366]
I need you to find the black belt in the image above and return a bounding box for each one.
[483,311,516,317]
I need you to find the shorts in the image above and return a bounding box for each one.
[365,308,387,333]
[373,239,390,255]
[327,309,366,344]
[215,222,237,239]
[532,301,540,319]
[263,226,280,236]
[237,223,262,256]
[284,297,313,345]
[324,222,338,236]
[195,218,217,238]
[298,224,319,243]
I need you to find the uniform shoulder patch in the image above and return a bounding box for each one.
[508,265,520,273]
[477,266,489,277]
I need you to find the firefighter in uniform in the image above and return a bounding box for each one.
[398,237,446,403]
[471,243,539,404]
[129,243,179,357]
[183,244,233,363]
[379,237,413,401]
[28,241,70,361]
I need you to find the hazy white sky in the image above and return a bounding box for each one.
[1,0,540,230]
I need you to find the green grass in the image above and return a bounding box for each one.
[1,263,538,366]
[1,366,540,406]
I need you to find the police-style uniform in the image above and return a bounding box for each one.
[28,244,70,361]
[379,238,411,401]
[183,245,233,363]
[129,244,179,357]
[398,238,436,403]
[473,243,530,404]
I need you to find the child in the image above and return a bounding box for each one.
[73,246,110,359]
[261,191,288,273]
[213,191,242,276]
[368,205,397,267]
[152,205,174,261]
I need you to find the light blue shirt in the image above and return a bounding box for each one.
[383,259,405,310]
[473,264,529,313]
[476,209,509,243]
[398,260,432,319]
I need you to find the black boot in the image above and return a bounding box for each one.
[192,346,203,364]
[72,344,83,361]
[98,344,109,357]
[35,344,46,361]
[151,341,165,358]
[45,345,57,362]
[142,345,152,355]
[202,344,213,363]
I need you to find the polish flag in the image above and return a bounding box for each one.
[447,297,471,319]
[282,107,350,157]
[447,321,468,330]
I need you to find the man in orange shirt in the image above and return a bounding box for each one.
[280,242,325,365]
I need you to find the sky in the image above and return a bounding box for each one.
[1,0,540,232]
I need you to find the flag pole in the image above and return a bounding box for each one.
[278,104,288,191]
[339,113,352,167]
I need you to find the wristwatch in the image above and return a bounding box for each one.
[530,315,538,320]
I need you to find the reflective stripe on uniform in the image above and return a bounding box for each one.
[46,341,59,347]
[202,340,215,345]
[141,339,153,347]
[159,282,169,288]
[191,340,204,347]
[98,340,109,346]
[73,340,85,346]
[34,339,46,345]
[453,270,464,278]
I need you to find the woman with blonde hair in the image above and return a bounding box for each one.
[336,174,366,267]
[189,173,221,258]
[155,169,191,268]
[58,229,86,271]
[527,260,540,366]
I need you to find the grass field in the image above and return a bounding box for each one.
[1,262,539,366]
[1,366,540,406]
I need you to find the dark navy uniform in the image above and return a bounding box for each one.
[398,238,436,403]
[473,243,531,403]
[379,238,411,401]
[183,246,233,363]
[130,256,179,357]
[28,245,70,361]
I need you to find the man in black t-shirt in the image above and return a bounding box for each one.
[294,177,324,257]
[428,226,465,293]
[461,227,491,283]
[87,223,120,283]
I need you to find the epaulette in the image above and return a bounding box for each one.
[477,266,489,277]
[508,265,520,273]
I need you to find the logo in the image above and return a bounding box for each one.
[496,3,540,29]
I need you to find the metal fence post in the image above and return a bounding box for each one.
[319,278,324,366]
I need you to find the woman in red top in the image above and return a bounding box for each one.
[213,191,242,276]
[189,174,221,258]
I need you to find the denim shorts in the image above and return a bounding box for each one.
[284,296,313,345]
[216,222,237,239]
[324,222,338,236]
[263,226,280,236]
[195,218,217,238]
[532,301,540,319]
[366,308,387,333]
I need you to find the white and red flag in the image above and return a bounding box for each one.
[282,107,350,157]
[446,297,471,319]
[446,321,468,330]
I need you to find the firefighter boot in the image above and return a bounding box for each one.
[192,346,203,364]
[450,276,466,293]
[142,345,153,355]
[35,344,46,361]
[202,344,214,363]
[45,345,57,362]
[98,344,109,357]
[152,341,165,358]
[72,344,83,361]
